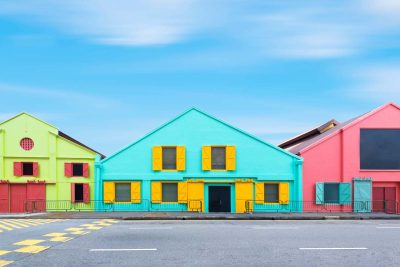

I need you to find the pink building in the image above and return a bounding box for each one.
[280,103,400,214]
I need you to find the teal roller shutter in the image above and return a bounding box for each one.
[316,183,324,204]
[339,183,352,204]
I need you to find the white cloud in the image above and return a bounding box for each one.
[0,0,400,59]
[0,0,204,46]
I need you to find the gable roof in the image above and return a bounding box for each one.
[0,112,57,130]
[102,108,302,163]
[283,102,400,155]
[0,112,105,158]
[279,119,339,150]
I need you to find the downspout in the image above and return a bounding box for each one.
[94,154,102,212]
[340,129,345,212]
[295,158,303,212]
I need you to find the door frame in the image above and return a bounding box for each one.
[204,183,235,213]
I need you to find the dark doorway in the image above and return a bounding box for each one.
[208,186,231,212]
[74,184,84,203]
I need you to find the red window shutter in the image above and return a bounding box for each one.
[83,184,90,203]
[65,163,72,177]
[33,162,39,177]
[71,184,76,203]
[14,162,22,176]
[83,163,89,178]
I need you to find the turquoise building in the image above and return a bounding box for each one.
[95,108,303,213]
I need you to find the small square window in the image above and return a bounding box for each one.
[324,183,340,204]
[212,147,226,170]
[22,163,34,176]
[162,183,178,202]
[115,183,131,202]
[72,163,84,176]
[264,184,279,203]
[74,184,84,203]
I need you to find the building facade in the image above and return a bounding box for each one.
[0,113,103,213]
[95,108,303,213]
[280,103,400,214]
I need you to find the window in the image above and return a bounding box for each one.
[324,183,340,204]
[264,184,279,203]
[162,183,178,202]
[316,182,351,205]
[74,184,84,203]
[360,129,400,170]
[162,147,177,170]
[211,147,226,170]
[115,183,131,202]
[64,163,89,177]
[20,138,34,151]
[22,163,34,176]
[72,163,84,176]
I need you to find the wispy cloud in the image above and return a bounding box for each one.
[1,0,400,60]
[0,0,205,46]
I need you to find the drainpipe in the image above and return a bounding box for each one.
[295,159,303,212]
[94,155,102,211]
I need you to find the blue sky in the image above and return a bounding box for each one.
[1,0,400,155]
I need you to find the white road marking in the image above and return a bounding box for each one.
[299,248,368,250]
[376,226,400,229]
[252,226,299,230]
[90,249,157,252]
[129,227,173,230]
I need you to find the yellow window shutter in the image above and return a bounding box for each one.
[104,182,115,203]
[152,146,162,171]
[255,182,264,204]
[279,182,289,204]
[235,181,253,213]
[151,182,162,203]
[131,182,141,203]
[226,146,236,171]
[178,181,188,203]
[202,146,211,171]
[176,146,186,171]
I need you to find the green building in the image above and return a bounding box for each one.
[0,113,104,213]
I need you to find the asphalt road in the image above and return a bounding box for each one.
[1,219,400,267]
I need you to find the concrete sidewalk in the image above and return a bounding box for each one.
[1,212,399,220]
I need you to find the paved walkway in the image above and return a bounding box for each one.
[1,212,399,220]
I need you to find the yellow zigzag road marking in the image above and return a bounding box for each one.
[14,240,45,246]
[0,219,67,233]
[14,245,49,254]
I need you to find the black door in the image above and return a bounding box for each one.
[209,186,231,212]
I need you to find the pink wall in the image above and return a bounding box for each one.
[301,104,400,212]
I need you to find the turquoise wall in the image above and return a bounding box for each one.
[95,108,303,212]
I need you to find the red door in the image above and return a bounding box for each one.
[10,184,27,213]
[0,183,9,212]
[385,187,397,214]
[373,187,397,214]
[373,187,385,212]
[26,183,46,212]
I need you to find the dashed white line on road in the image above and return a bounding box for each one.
[252,226,299,230]
[129,227,173,230]
[376,226,400,229]
[90,249,157,252]
[299,248,368,250]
